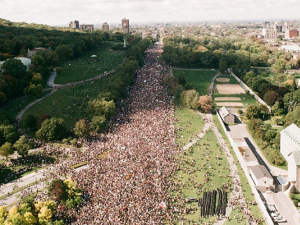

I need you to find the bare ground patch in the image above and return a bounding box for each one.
[216,84,245,94]
[215,102,244,107]
[216,78,230,82]
[215,97,242,101]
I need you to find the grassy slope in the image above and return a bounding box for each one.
[21,77,108,132]
[55,42,124,84]
[173,129,232,224]
[175,103,205,147]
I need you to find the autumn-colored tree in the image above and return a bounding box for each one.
[74,119,90,138]
[198,95,213,112]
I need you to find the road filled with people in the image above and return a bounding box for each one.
[50,47,181,224]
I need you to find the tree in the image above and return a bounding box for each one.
[198,95,213,112]
[74,119,90,138]
[87,99,116,119]
[48,179,67,201]
[180,90,199,109]
[2,59,27,79]
[0,92,7,105]
[0,142,14,159]
[91,115,107,133]
[219,59,227,73]
[37,113,51,130]
[24,114,37,131]
[38,206,52,224]
[271,59,286,74]
[55,44,73,61]
[24,84,42,96]
[0,124,19,146]
[31,73,43,85]
[178,73,186,86]
[13,135,32,158]
[36,118,68,141]
[245,105,260,120]
[263,90,277,106]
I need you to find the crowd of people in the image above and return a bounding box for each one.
[48,47,182,224]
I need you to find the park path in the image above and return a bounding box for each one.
[0,165,87,207]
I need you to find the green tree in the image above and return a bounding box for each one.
[0,142,14,159]
[178,73,186,86]
[87,99,116,119]
[31,73,44,85]
[74,119,90,138]
[2,59,27,79]
[91,115,107,133]
[245,105,260,120]
[219,59,227,73]
[24,114,37,131]
[0,124,19,146]
[36,118,68,141]
[180,90,199,109]
[13,135,32,158]
[55,44,73,61]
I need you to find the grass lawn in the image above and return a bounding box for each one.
[173,69,217,95]
[173,129,232,224]
[1,92,51,121]
[21,76,108,133]
[174,103,205,147]
[212,115,266,224]
[55,42,124,84]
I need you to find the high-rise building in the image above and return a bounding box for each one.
[122,18,129,33]
[69,20,79,29]
[102,22,109,32]
[80,24,94,31]
[262,28,277,40]
[285,29,299,39]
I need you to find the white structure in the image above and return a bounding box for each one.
[15,57,31,71]
[250,165,273,192]
[218,106,235,124]
[27,47,48,59]
[280,123,300,192]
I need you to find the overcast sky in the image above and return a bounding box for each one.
[0,0,299,26]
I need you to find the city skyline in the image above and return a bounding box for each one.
[0,0,300,26]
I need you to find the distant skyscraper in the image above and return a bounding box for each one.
[262,28,277,40]
[69,20,79,29]
[122,18,129,33]
[102,22,109,32]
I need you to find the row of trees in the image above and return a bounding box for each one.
[161,36,299,72]
[244,104,285,166]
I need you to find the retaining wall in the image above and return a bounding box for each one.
[216,111,274,225]
[227,69,271,112]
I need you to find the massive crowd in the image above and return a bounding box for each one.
[49,47,181,224]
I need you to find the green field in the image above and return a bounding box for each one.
[55,42,124,84]
[173,129,232,224]
[173,69,217,95]
[1,92,51,121]
[175,103,205,147]
[21,77,108,132]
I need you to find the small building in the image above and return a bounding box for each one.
[27,47,48,59]
[122,18,129,33]
[218,106,235,124]
[69,20,79,29]
[250,165,274,192]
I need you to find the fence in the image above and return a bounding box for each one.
[216,111,274,225]
[227,69,272,112]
